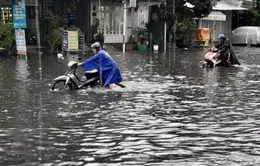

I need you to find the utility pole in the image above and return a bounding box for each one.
[98,0,101,27]
[164,1,167,52]
[173,0,176,49]
[123,0,127,53]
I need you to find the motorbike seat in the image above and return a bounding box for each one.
[84,69,98,74]
[84,69,99,79]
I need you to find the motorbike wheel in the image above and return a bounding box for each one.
[51,80,72,91]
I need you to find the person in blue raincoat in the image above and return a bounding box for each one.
[78,42,126,89]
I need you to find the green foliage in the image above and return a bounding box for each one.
[47,28,62,52]
[55,0,77,26]
[40,11,62,52]
[189,0,216,18]
[67,26,80,31]
[250,8,260,25]
[159,0,216,34]
[175,18,196,47]
[0,23,15,49]
[56,0,77,13]
[174,18,196,34]
[250,0,260,26]
[159,0,215,47]
[40,10,59,44]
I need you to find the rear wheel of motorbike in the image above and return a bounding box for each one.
[52,80,72,91]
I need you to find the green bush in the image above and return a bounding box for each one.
[47,28,62,52]
[40,11,63,52]
[40,11,59,45]
[250,8,260,26]
[0,23,15,49]
[173,18,196,48]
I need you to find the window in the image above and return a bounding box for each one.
[1,7,12,24]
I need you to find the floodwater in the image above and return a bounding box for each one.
[0,46,260,166]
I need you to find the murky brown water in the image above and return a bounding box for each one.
[1,46,260,165]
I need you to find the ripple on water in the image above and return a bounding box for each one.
[2,49,260,165]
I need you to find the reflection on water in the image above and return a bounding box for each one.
[15,57,30,82]
[1,47,260,165]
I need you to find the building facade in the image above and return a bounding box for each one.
[75,0,162,44]
[198,0,254,42]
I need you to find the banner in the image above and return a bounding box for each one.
[15,29,27,55]
[68,31,78,50]
[12,0,27,28]
[79,32,85,52]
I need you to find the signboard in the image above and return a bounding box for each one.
[62,30,68,51]
[62,30,83,53]
[15,29,27,55]
[68,31,79,50]
[79,33,85,52]
[12,0,27,28]
[68,11,75,27]
[129,0,137,8]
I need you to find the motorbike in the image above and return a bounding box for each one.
[201,47,239,68]
[201,48,222,68]
[51,60,100,91]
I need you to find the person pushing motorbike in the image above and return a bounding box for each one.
[78,42,126,89]
[215,34,240,66]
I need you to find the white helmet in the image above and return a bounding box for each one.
[91,42,101,50]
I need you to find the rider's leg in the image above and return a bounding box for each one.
[108,84,115,89]
[116,82,126,88]
[108,82,126,89]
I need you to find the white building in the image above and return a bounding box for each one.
[198,0,254,42]
[75,0,162,44]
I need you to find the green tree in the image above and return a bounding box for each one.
[160,0,216,27]
[40,11,62,53]
[55,0,78,26]
[159,0,216,47]
[0,23,15,49]
[250,0,260,25]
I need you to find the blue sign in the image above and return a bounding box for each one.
[12,0,27,28]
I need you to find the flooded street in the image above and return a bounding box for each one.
[1,46,260,165]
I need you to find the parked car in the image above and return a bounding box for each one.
[229,26,260,46]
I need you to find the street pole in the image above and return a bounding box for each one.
[35,0,42,72]
[173,0,176,49]
[164,22,167,52]
[98,0,101,34]
[164,1,167,52]
[99,0,101,22]
[148,0,152,51]
[123,1,127,53]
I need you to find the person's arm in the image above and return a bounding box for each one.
[79,54,100,71]
[220,40,229,53]
[215,42,221,49]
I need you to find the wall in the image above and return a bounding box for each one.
[221,11,233,37]
[74,0,160,43]
[200,11,233,42]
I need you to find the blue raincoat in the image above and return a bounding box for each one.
[81,49,123,87]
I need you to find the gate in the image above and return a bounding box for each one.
[98,6,124,43]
